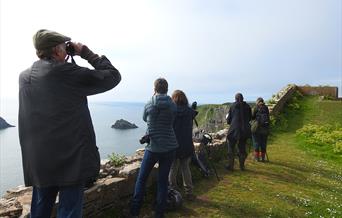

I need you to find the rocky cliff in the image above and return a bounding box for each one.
[0,117,14,130]
[111,119,138,129]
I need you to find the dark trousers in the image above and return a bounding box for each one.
[130,150,176,218]
[227,137,248,169]
[227,137,248,159]
[252,133,268,153]
[30,184,84,218]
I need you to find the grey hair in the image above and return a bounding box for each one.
[35,43,65,59]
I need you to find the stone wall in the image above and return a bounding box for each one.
[297,86,338,99]
[267,84,297,115]
[0,150,156,218]
[0,135,228,218]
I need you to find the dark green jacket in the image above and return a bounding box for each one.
[19,53,121,187]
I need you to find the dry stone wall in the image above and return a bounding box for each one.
[267,84,297,115]
[297,86,338,99]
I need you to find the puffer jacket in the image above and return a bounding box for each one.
[143,94,178,153]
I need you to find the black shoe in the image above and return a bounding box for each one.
[239,160,245,171]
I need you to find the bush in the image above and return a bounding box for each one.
[296,124,342,154]
[108,152,127,167]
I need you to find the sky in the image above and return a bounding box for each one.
[0,0,341,104]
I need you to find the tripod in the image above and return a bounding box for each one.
[198,133,220,181]
[191,102,220,181]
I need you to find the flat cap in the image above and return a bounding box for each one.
[33,29,71,50]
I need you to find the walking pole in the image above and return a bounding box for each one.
[265,151,270,162]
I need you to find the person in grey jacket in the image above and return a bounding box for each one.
[130,78,178,218]
[18,29,121,218]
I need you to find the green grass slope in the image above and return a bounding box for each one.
[105,96,342,217]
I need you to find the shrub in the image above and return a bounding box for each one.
[270,114,288,131]
[296,124,342,154]
[268,99,276,104]
[108,152,127,167]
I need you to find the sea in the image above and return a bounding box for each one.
[0,99,147,196]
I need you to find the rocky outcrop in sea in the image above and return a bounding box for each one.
[0,117,14,130]
[111,119,138,129]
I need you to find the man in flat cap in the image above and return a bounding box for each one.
[18,29,121,217]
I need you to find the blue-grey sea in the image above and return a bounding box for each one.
[0,99,147,196]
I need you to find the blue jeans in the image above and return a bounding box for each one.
[130,149,176,218]
[30,184,84,218]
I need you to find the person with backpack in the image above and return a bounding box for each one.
[251,97,270,162]
[168,90,197,201]
[225,93,252,171]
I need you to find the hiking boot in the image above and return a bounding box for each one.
[226,155,234,171]
[239,157,245,171]
[254,151,260,161]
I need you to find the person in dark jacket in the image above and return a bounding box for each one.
[18,29,121,218]
[130,78,178,218]
[168,90,197,200]
[226,93,252,171]
[251,97,270,162]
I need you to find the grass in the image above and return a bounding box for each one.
[105,96,342,217]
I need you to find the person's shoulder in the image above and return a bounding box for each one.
[19,67,31,84]
[52,61,80,73]
[145,98,152,106]
[244,101,251,106]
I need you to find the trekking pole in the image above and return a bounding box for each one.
[265,151,270,162]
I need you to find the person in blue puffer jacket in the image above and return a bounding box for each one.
[130,78,178,218]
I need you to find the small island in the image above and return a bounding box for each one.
[0,116,14,130]
[111,119,138,130]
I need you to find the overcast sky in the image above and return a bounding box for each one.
[0,0,341,104]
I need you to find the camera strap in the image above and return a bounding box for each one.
[65,55,76,64]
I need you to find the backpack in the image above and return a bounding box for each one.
[256,106,269,127]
